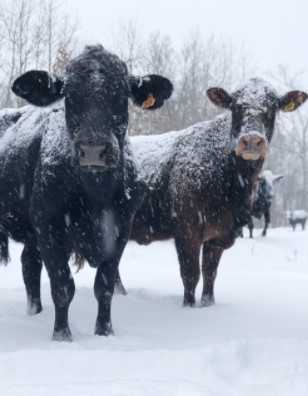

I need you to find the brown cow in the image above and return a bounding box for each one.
[118,78,307,307]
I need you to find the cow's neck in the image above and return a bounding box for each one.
[77,154,125,206]
[229,152,264,227]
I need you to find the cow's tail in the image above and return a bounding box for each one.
[0,233,9,265]
[72,248,85,272]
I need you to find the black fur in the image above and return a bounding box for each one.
[2,45,172,341]
[248,177,271,237]
[0,233,9,265]
[129,74,173,110]
[288,212,307,231]
[12,70,64,106]
[247,173,283,237]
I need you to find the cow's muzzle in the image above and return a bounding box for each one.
[75,141,120,172]
[235,134,267,161]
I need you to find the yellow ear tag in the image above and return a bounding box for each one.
[284,100,295,112]
[141,93,156,109]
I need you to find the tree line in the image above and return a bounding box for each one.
[0,1,307,224]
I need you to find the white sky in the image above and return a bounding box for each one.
[65,0,308,89]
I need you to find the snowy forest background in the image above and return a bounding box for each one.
[0,0,307,226]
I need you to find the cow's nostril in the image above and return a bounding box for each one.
[78,148,85,158]
[99,145,108,160]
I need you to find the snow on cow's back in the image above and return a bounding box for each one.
[131,128,183,186]
[0,101,69,172]
[0,105,46,169]
[130,113,232,189]
[0,107,28,138]
[290,210,308,220]
[170,114,232,202]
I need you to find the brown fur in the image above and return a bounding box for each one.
[119,79,307,307]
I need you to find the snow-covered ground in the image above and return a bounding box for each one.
[0,227,308,396]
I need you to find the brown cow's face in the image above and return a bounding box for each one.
[230,80,278,160]
[207,79,307,161]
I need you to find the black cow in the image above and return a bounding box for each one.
[247,170,284,237]
[287,210,308,231]
[0,45,173,341]
[121,78,306,307]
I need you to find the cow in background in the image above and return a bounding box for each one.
[247,170,284,237]
[287,210,308,231]
[124,79,307,307]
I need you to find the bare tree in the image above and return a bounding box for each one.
[265,66,308,225]
[172,32,256,130]
[0,0,35,106]
[130,32,177,135]
[0,0,79,108]
[108,18,143,74]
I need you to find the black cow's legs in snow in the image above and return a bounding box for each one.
[33,216,75,341]
[94,211,134,335]
[21,242,43,315]
[262,208,270,237]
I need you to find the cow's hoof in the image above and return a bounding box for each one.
[95,321,114,336]
[183,300,196,308]
[200,295,215,307]
[52,328,73,342]
[27,301,43,316]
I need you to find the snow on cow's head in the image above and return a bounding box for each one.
[11,45,173,172]
[207,78,307,161]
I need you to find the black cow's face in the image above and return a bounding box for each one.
[207,78,307,161]
[257,177,272,201]
[63,47,129,172]
[258,170,284,202]
[11,45,173,172]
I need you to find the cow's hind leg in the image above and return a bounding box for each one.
[21,242,43,315]
[262,208,270,236]
[248,217,254,238]
[201,244,223,307]
[175,235,201,307]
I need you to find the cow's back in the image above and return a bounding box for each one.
[0,106,45,241]
[130,114,232,243]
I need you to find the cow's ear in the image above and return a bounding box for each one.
[129,74,173,110]
[274,174,284,183]
[279,91,308,112]
[207,87,231,109]
[12,70,64,106]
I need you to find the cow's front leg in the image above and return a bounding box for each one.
[262,208,270,236]
[94,210,134,335]
[34,218,75,341]
[201,244,223,307]
[21,241,43,315]
[175,235,201,307]
[94,259,117,336]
